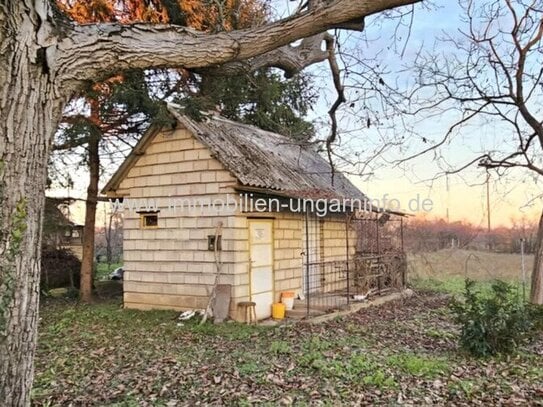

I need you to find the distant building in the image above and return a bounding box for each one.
[43,197,84,257]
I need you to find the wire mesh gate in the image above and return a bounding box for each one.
[300,211,406,317]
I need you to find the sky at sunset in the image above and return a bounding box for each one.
[49,1,543,228]
[307,1,543,227]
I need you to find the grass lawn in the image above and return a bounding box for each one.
[409,249,534,296]
[33,293,543,406]
[95,262,122,281]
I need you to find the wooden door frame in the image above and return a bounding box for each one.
[248,218,275,303]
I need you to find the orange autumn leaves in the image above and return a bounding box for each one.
[56,0,118,23]
[56,0,269,132]
[56,0,268,31]
[180,0,268,31]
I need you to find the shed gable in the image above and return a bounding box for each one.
[112,125,236,198]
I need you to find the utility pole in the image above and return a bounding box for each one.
[486,172,491,250]
[446,174,450,223]
[520,238,526,302]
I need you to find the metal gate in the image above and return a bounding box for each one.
[300,211,407,317]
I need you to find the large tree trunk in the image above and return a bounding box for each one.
[79,133,100,303]
[530,208,543,304]
[0,5,64,405]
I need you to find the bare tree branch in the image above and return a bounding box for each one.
[49,0,421,89]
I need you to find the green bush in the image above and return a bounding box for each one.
[450,279,542,357]
[41,247,81,290]
[527,302,543,332]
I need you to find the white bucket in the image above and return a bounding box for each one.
[281,296,294,311]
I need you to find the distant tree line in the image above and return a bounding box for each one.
[404,217,538,254]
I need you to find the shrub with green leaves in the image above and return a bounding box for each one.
[450,279,542,357]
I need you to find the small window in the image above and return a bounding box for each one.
[140,213,159,229]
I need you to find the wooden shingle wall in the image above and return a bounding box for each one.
[117,125,243,312]
[271,212,304,301]
[111,123,359,319]
[319,214,357,292]
[321,214,356,262]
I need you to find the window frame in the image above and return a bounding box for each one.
[139,212,159,229]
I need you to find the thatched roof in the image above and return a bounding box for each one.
[103,104,368,202]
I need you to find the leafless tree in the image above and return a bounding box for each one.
[345,0,543,303]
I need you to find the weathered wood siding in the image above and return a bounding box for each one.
[320,214,357,292]
[272,212,305,299]
[239,212,356,302]
[112,123,358,319]
[321,214,356,262]
[237,211,304,304]
[116,125,243,312]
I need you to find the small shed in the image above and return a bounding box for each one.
[102,105,380,320]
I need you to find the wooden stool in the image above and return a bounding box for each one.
[238,301,257,325]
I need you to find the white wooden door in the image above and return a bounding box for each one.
[302,214,321,293]
[249,219,274,319]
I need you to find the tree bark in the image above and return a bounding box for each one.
[530,208,543,304]
[0,3,64,405]
[79,133,100,303]
[106,212,113,268]
[197,34,332,78]
[53,0,420,88]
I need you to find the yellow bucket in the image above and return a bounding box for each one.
[272,302,286,320]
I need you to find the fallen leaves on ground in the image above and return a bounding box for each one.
[32,293,543,406]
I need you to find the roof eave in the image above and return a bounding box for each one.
[234,185,409,217]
